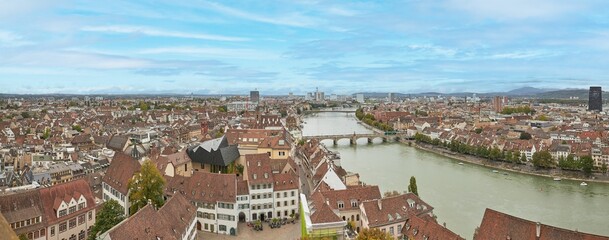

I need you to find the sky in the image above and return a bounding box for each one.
[1,0,609,95]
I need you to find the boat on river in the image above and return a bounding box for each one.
[492,170,499,173]
[581,182,588,186]
[553,177,562,181]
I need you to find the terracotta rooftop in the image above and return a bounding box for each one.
[402,214,464,240]
[165,171,237,204]
[475,208,609,240]
[38,179,96,225]
[245,153,274,185]
[362,193,433,228]
[102,152,141,194]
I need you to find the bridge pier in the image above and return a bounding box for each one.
[350,137,356,145]
[333,138,338,145]
[367,138,373,144]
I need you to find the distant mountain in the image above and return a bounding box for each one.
[354,87,607,99]
[507,87,555,95]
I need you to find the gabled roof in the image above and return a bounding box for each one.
[245,154,274,185]
[475,208,609,240]
[316,185,381,212]
[39,179,96,225]
[362,193,433,228]
[102,152,141,194]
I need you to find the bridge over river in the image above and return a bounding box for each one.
[302,132,407,145]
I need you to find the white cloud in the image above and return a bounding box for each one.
[3,50,151,69]
[0,30,33,47]
[445,0,585,20]
[81,25,248,42]
[137,47,280,59]
[203,2,318,27]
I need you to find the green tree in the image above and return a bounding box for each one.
[41,128,51,140]
[601,163,608,175]
[475,128,483,134]
[21,112,31,119]
[128,159,166,215]
[356,228,393,240]
[532,151,554,168]
[88,200,125,240]
[217,105,227,112]
[19,234,28,240]
[72,125,82,132]
[519,132,532,140]
[580,155,594,175]
[408,176,419,196]
[520,153,527,163]
[235,163,244,175]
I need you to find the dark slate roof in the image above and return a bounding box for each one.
[187,136,240,166]
[107,135,128,151]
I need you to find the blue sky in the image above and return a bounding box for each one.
[1,0,608,95]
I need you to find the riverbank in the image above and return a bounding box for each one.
[407,141,609,184]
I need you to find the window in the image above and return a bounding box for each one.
[219,225,227,232]
[78,214,85,225]
[69,234,76,240]
[285,210,288,216]
[277,211,281,217]
[79,230,86,240]
[357,214,360,221]
[284,192,287,197]
[51,226,55,236]
[337,201,344,209]
[69,218,77,229]
[279,151,285,156]
[59,222,67,233]
[284,201,287,206]
[204,223,209,230]
[88,211,93,221]
[276,193,280,198]
[351,200,358,208]
[390,227,394,235]
[59,209,67,217]
[397,225,402,233]
[69,206,76,214]
[292,200,295,205]
[277,202,281,207]
[78,202,85,210]
[291,191,295,197]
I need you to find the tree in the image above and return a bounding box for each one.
[72,125,82,132]
[602,163,608,175]
[408,176,418,196]
[21,112,31,119]
[217,105,227,112]
[88,200,125,240]
[580,155,594,175]
[19,234,28,240]
[475,128,483,134]
[532,151,554,168]
[520,153,527,163]
[128,159,166,215]
[519,132,532,140]
[356,228,394,240]
[235,163,244,175]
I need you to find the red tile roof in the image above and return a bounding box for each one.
[102,152,141,194]
[165,171,237,204]
[403,214,464,240]
[475,208,609,240]
[38,179,96,225]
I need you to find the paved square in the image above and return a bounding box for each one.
[198,222,301,240]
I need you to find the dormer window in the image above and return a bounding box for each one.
[58,209,67,217]
[264,173,268,179]
[351,200,357,208]
[337,201,344,209]
[253,174,257,180]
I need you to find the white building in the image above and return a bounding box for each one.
[101,153,141,216]
[356,94,365,103]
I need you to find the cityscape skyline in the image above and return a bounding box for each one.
[1,1,609,94]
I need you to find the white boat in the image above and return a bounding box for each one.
[458,162,464,165]
[492,170,499,173]
[580,182,588,186]
[553,177,561,181]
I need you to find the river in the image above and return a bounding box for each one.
[302,112,609,239]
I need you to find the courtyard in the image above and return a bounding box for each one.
[197,222,301,240]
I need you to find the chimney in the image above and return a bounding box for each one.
[377,199,382,210]
[536,222,541,238]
